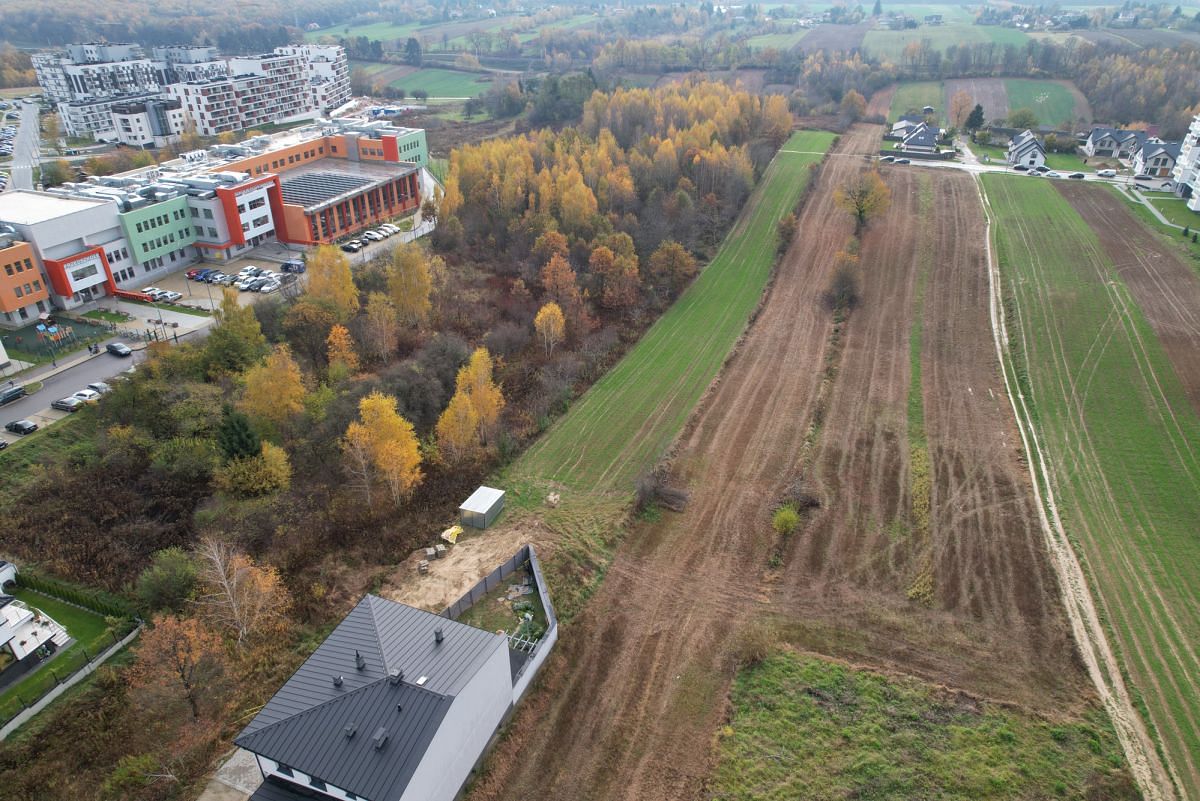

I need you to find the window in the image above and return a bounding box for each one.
[3,265,11,276]
[208,227,217,238]
[248,197,265,210]
[36,300,45,312]
[32,280,40,291]
[190,207,198,217]
[241,222,249,232]
[203,208,213,219]
[71,264,99,282]
[13,286,22,298]
[252,216,268,228]
[23,259,31,270]
[236,204,245,213]
[23,283,31,294]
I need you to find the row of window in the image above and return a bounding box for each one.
[2,257,34,277]
[12,279,43,298]
[3,299,47,322]
[134,208,186,234]
[194,225,220,239]
[140,227,192,254]
[105,246,129,264]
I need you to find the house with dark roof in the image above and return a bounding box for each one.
[1084,126,1147,159]
[1132,140,1180,178]
[237,545,557,801]
[1006,129,1046,169]
[899,123,941,154]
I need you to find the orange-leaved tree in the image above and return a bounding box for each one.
[454,347,505,444]
[541,253,580,308]
[362,292,400,364]
[128,614,230,720]
[648,239,697,296]
[326,324,360,377]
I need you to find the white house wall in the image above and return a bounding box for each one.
[399,639,512,801]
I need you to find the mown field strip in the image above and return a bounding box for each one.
[514,130,837,492]
[982,173,1200,800]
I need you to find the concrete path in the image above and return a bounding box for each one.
[195,748,259,801]
[1114,183,1187,230]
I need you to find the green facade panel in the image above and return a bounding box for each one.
[119,195,198,266]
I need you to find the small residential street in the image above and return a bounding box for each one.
[5,100,41,192]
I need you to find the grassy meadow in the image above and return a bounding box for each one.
[983,173,1200,799]
[1004,78,1078,127]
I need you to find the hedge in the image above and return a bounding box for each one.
[12,569,136,619]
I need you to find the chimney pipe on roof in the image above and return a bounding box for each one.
[333,675,344,687]
[388,668,403,686]
[355,650,366,671]
[434,627,444,644]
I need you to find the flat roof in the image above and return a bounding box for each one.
[278,158,418,212]
[0,190,110,225]
[460,486,505,514]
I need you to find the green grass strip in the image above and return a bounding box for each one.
[514,130,837,493]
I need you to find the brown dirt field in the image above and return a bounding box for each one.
[799,21,871,52]
[467,89,1091,801]
[1056,183,1200,416]
[944,78,1009,126]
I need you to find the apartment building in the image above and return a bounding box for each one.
[273,45,352,114]
[111,98,189,149]
[149,46,230,85]
[169,53,316,137]
[32,43,159,104]
[1172,114,1200,211]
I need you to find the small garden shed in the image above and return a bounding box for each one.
[459,486,505,529]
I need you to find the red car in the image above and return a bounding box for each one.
[185,268,205,280]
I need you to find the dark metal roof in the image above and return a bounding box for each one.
[237,595,506,800]
[238,678,450,801]
[249,776,319,801]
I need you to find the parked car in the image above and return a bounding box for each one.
[879,155,895,163]
[235,276,259,291]
[258,281,280,294]
[0,385,25,406]
[106,342,133,357]
[1013,164,1029,171]
[246,277,270,291]
[86,381,112,394]
[205,272,227,284]
[218,273,238,286]
[51,397,83,413]
[362,230,384,242]
[281,259,306,273]
[1045,171,1063,179]
[5,419,37,435]
[341,241,362,253]
[0,440,7,450]
[1097,169,1117,178]
[160,290,182,303]
[72,389,101,404]
[1034,165,1050,173]
[379,224,400,235]
[894,158,911,164]
[1068,172,1086,180]
[140,286,164,300]
[186,268,206,280]
[1026,170,1041,177]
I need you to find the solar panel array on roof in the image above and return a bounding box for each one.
[279,171,375,207]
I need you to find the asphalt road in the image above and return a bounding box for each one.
[6,100,40,192]
[0,347,145,434]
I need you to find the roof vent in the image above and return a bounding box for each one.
[388,668,403,686]
[355,650,366,671]
[434,627,444,644]
[333,675,344,688]
[396,702,403,712]
[344,723,357,739]
[372,727,389,750]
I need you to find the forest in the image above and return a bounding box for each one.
[0,79,791,801]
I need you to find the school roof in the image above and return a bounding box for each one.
[0,190,110,226]
[236,594,506,800]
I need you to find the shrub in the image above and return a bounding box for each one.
[773,504,800,535]
[215,442,292,498]
[135,547,197,613]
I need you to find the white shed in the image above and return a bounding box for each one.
[459,486,505,529]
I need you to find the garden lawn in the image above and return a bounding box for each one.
[0,588,117,725]
[713,650,1132,801]
[1148,196,1200,228]
[889,81,942,123]
[387,68,491,98]
[513,130,837,493]
[1004,78,1078,128]
[983,173,1200,800]
[1118,188,1200,262]
[970,142,1119,173]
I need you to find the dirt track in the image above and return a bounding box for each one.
[1056,183,1200,415]
[470,93,1094,801]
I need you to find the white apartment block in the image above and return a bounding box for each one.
[170,53,316,136]
[150,45,230,85]
[32,43,159,104]
[274,45,351,113]
[60,92,161,140]
[111,98,188,148]
[1172,113,1200,211]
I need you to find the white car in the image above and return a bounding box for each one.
[258,281,280,294]
[71,389,101,404]
[86,381,111,394]
[160,290,183,302]
[1097,169,1117,178]
[235,276,258,291]
[361,230,384,242]
[380,224,400,234]
[140,286,164,299]
[1045,171,1063,179]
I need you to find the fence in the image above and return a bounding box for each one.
[0,621,141,740]
[442,544,558,703]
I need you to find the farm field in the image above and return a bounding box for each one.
[305,15,514,46]
[798,21,871,52]
[513,129,837,493]
[1004,78,1078,127]
[713,651,1132,801]
[982,173,1200,799]
[746,29,810,50]
[471,93,1131,801]
[889,80,942,122]
[863,23,1028,62]
[385,68,494,98]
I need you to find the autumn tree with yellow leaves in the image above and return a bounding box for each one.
[453,347,505,445]
[342,391,423,506]
[435,390,481,463]
[388,242,433,326]
[834,171,891,233]
[535,302,565,357]
[362,292,400,363]
[305,245,358,321]
[326,324,359,379]
[239,345,305,433]
[194,538,291,648]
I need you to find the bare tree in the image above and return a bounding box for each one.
[193,539,290,648]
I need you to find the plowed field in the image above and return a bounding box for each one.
[470,94,1115,801]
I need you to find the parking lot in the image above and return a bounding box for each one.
[150,258,307,311]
